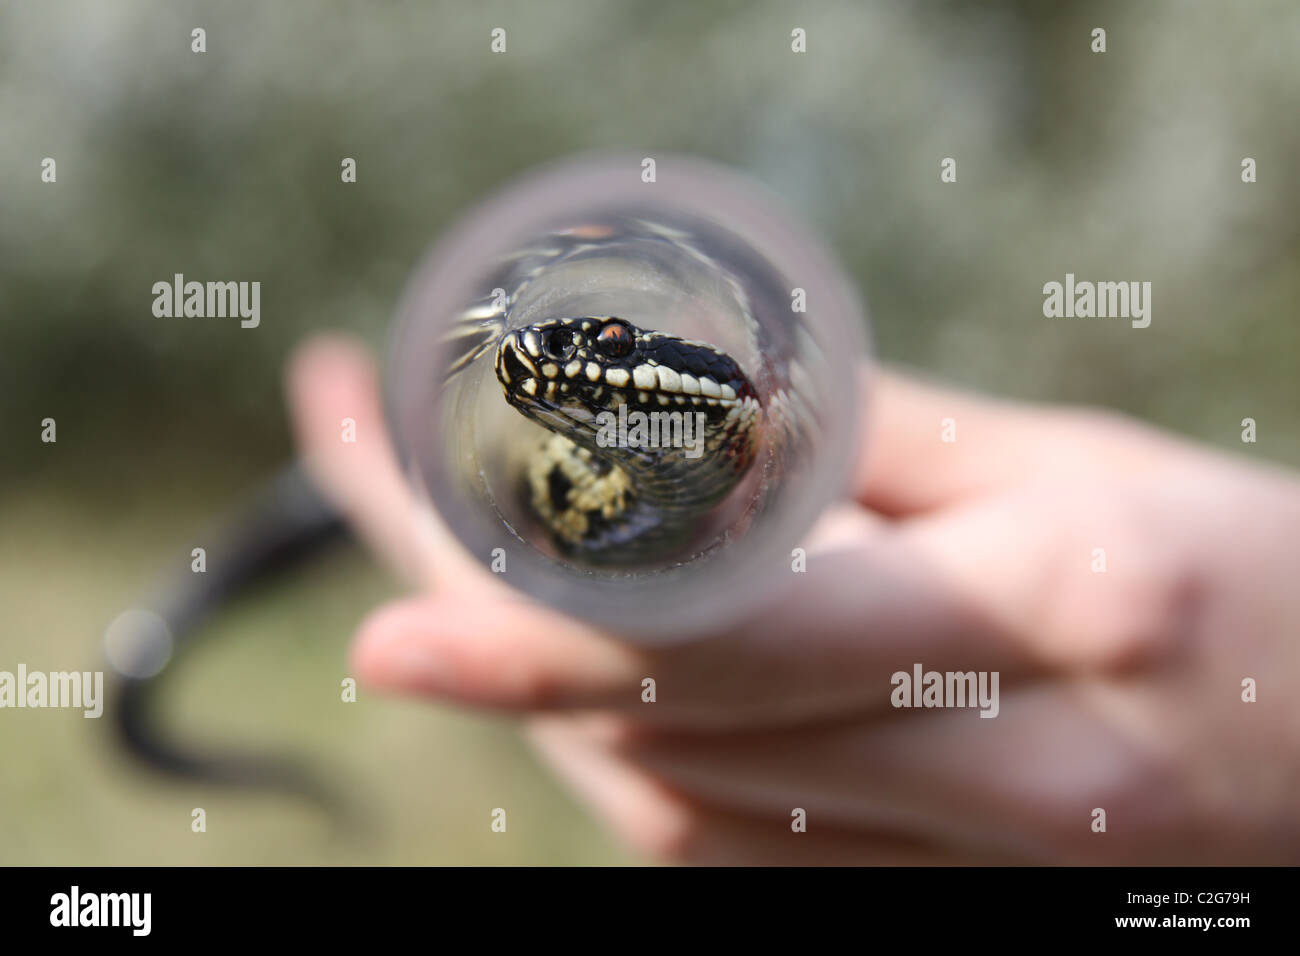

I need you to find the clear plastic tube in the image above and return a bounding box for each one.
[387,153,868,644]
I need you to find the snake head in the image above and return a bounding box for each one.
[494,315,759,443]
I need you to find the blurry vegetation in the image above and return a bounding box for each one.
[1,0,1297,863]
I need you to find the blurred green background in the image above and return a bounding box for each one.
[1,0,1297,864]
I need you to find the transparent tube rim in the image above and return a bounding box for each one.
[386,151,870,643]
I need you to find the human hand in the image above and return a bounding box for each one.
[286,333,1300,864]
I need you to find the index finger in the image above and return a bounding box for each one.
[284,333,499,597]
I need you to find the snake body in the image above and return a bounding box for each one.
[494,315,763,561]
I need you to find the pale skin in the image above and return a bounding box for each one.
[286,334,1300,865]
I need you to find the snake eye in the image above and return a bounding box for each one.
[596,320,634,359]
[545,327,576,360]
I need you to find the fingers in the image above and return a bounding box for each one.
[350,504,1035,728]
[528,718,989,865]
[351,592,650,712]
[526,717,698,862]
[284,333,494,595]
[589,686,1170,865]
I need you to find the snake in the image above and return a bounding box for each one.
[494,315,764,561]
[428,215,820,564]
